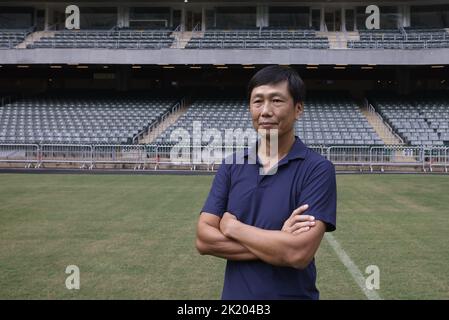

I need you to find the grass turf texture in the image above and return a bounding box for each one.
[0,174,448,299]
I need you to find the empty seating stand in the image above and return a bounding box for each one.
[186,28,329,49]
[27,28,175,49]
[348,28,449,49]
[370,92,449,146]
[0,28,32,49]
[0,95,177,144]
[297,94,383,146]
[154,98,255,146]
[154,94,382,147]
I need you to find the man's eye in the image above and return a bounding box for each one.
[273,99,283,103]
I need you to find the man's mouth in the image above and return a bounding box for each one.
[259,122,278,128]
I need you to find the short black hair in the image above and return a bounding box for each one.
[247,65,306,105]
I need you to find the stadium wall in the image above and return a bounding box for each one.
[2,47,449,65]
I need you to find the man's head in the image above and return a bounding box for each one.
[247,65,306,139]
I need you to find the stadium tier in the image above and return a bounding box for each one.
[3,93,447,147]
[17,27,449,51]
[0,2,449,54]
[185,28,329,49]
[15,27,449,51]
[154,94,383,146]
[298,94,383,146]
[27,28,175,49]
[0,95,177,144]
[369,92,449,146]
[348,28,449,49]
[10,27,449,51]
[154,98,254,146]
[0,29,32,49]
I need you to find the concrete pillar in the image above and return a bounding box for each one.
[123,7,130,28]
[264,6,269,27]
[402,5,411,27]
[320,6,325,31]
[44,5,51,30]
[256,5,262,28]
[33,8,37,28]
[256,5,268,28]
[117,6,123,28]
[202,7,206,31]
[264,6,268,27]
[181,7,186,31]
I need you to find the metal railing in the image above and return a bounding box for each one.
[132,99,184,144]
[0,28,33,49]
[40,144,93,168]
[1,143,447,172]
[328,146,372,166]
[0,144,40,167]
[92,144,146,169]
[189,39,328,49]
[363,29,449,42]
[33,38,171,50]
[349,38,449,49]
[26,26,175,50]
[368,103,404,144]
[192,23,202,33]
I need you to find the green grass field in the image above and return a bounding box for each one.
[0,173,448,299]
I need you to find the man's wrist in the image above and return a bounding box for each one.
[223,218,242,239]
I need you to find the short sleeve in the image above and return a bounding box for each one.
[297,160,337,232]
[201,160,231,218]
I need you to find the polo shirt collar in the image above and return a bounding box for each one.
[244,135,307,165]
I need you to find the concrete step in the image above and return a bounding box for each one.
[361,106,403,145]
[16,31,55,49]
[170,31,202,48]
[316,31,350,49]
[139,104,189,144]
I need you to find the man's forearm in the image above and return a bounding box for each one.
[196,222,258,261]
[222,219,318,268]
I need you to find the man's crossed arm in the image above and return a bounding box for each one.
[195,205,326,269]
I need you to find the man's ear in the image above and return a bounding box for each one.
[295,102,304,120]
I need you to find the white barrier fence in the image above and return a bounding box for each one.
[93,145,148,169]
[0,144,39,168]
[0,144,448,172]
[40,144,93,168]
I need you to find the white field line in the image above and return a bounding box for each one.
[325,233,382,300]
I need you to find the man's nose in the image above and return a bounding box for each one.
[261,102,274,116]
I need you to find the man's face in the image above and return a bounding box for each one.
[249,81,303,138]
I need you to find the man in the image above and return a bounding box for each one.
[196,65,337,300]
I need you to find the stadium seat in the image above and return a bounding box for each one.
[27,28,175,49]
[348,28,449,50]
[185,28,329,50]
[0,94,178,144]
[154,93,382,147]
[369,91,449,146]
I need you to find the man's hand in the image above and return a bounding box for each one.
[220,212,238,237]
[196,212,258,261]
[282,204,316,235]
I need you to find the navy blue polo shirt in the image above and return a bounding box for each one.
[201,136,337,300]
